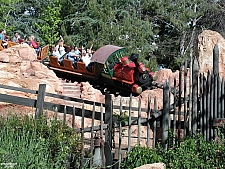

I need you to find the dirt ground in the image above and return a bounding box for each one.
[0,104,35,117]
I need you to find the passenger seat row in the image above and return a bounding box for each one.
[49,56,95,74]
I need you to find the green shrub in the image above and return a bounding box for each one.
[145,57,158,72]
[121,132,225,169]
[0,115,83,168]
[121,145,162,169]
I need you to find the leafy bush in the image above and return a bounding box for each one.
[145,57,159,72]
[121,145,162,168]
[0,114,83,168]
[121,132,225,169]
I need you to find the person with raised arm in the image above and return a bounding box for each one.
[56,35,66,56]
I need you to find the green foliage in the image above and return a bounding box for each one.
[121,132,225,169]
[174,55,188,69]
[0,115,82,168]
[0,0,62,45]
[0,0,224,70]
[113,111,129,126]
[145,57,158,72]
[62,0,155,59]
[121,145,162,168]
[35,0,62,46]
[0,0,22,31]
[142,0,206,69]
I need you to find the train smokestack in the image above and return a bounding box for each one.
[129,54,139,64]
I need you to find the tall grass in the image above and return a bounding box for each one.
[0,114,83,169]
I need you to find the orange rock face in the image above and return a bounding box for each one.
[0,44,63,95]
[197,30,225,77]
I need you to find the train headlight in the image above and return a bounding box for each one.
[132,84,142,94]
[149,72,158,81]
[152,74,158,81]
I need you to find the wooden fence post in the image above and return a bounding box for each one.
[213,44,219,75]
[213,44,219,140]
[183,61,188,137]
[192,58,198,134]
[104,94,113,167]
[162,79,170,150]
[35,84,46,118]
[206,71,211,141]
[189,57,193,132]
[104,94,113,148]
[178,67,183,143]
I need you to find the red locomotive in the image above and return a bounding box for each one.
[48,45,156,94]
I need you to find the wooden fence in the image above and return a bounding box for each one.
[0,44,224,168]
[0,83,161,168]
[160,44,225,150]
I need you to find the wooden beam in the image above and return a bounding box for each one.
[35,84,46,117]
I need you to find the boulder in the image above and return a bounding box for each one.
[134,163,166,169]
[0,44,63,96]
[0,43,37,63]
[140,88,174,112]
[80,82,104,103]
[197,30,225,77]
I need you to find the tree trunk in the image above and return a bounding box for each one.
[190,4,197,60]
[189,4,197,132]
[180,31,186,56]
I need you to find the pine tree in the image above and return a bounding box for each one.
[141,0,206,69]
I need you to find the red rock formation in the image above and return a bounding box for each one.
[197,30,225,77]
[0,44,63,95]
